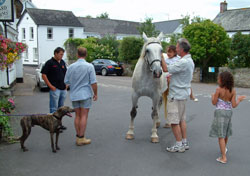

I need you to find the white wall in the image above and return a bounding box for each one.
[38,26,84,64]
[18,12,38,65]
[0,3,22,87]
[227,31,250,38]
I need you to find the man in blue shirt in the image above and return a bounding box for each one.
[64,47,97,146]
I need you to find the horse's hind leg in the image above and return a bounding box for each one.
[126,92,139,140]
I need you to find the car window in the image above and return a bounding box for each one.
[98,61,105,64]
[104,60,116,65]
[92,60,98,64]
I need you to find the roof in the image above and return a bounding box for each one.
[18,8,82,27]
[77,17,140,36]
[213,8,250,32]
[154,19,182,34]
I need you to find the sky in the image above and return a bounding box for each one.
[31,0,250,22]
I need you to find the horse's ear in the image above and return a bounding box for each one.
[142,32,148,42]
[157,32,164,41]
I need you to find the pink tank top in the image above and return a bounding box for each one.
[216,98,232,110]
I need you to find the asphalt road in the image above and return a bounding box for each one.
[0,66,250,176]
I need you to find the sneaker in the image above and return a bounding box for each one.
[76,137,91,146]
[183,141,189,150]
[166,144,185,153]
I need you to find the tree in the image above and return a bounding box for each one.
[230,32,250,68]
[183,19,231,68]
[137,17,159,37]
[118,37,143,64]
[96,12,109,19]
[85,15,92,18]
[180,14,205,28]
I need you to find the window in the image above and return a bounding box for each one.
[23,50,28,61]
[22,28,26,40]
[33,48,38,62]
[30,27,34,40]
[47,27,53,39]
[69,28,74,38]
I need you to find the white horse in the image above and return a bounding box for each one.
[126,32,168,143]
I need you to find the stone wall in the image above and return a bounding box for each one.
[191,67,250,88]
[192,67,201,83]
[219,67,250,88]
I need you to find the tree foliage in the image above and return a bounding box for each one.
[183,19,231,68]
[118,37,143,63]
[98,35,120,61]
[229,32,250,68]
[96,12,109,19]
[137,17,159,37]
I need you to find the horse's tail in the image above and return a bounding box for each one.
[162,85,169,120]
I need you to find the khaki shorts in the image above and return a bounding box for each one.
[166,99,186,124]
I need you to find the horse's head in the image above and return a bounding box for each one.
[142,32,164,78]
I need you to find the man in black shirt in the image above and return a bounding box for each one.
[41,47,68,129]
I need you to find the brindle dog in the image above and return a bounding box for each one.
[19,106,74,153]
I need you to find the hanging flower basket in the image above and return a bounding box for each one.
[0,35,27,71]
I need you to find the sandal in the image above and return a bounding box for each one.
[216,157,227,164]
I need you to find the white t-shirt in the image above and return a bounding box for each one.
[163,53,180,65]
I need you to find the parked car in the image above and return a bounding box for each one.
[35,62,48,90]
[91,59,123,76]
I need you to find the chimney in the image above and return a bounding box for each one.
[220,1,227,13]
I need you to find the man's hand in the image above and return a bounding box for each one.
[50,85,56,91]
[93,94,97,101]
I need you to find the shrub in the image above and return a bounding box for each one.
[0,97,15,137]
[118,37,143,64]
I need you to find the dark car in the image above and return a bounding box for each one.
[91,59,123,76]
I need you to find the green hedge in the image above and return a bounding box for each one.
[118,37,143,64]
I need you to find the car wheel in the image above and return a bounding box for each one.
[101,68,108,76]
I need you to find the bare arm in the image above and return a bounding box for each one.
[91,83,98,101]
[161,54,168,72]
[42,74,56,91]
[211,87,220,105]
[231,89,246,108]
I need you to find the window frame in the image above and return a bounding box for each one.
[68,28,74,38]
[22,28,26,40]
[47,27,53,40]
[29,27,34,40]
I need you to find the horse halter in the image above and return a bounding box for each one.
[144,42,162,72]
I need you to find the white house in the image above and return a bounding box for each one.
[213,1,250,37]
[0,0,24,89]
[17,8,84,65]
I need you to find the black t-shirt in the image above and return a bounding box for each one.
[41,57,67,90]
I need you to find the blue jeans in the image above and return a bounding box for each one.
[49,89,67,113]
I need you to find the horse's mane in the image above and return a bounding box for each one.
[139,37,161,59]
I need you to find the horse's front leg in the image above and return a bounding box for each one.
[156,96,162,128]
[151,97,160,143]
[126,92,139,140]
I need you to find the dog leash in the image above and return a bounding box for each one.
[0,113,48,117]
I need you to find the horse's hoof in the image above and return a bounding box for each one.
[126,134,134,140]
[151,137,159,143]
[156,122,160,128]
